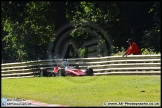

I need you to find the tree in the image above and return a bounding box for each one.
[66,1,120,56]
[2,1,68,61]
[1,1,160,63]
[141,1,161,53]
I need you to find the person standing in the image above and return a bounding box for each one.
[123,38,142,57]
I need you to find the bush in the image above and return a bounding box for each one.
[111,47,125,56]
[141,48,160,55]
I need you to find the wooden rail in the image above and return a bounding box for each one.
[1,54,161,79]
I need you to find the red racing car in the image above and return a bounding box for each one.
[52,65,94,77]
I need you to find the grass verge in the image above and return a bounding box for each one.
[1,75,161,107]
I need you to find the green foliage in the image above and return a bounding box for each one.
[141,2,161,53]
[78,48,85,57]
[1,1,161,62]
[66,2,119,57]
[142,29,161,53]
[2,1,56,61]
[141,48,160,55]
[111,47,126,56]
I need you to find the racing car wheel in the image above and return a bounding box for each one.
[58,69,66,77]
[42,68,48,77]
[86,68,94,76]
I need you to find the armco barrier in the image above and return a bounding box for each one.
[1,54,161,79]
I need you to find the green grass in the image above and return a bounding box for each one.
[2,75,161,106]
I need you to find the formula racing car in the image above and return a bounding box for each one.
[52,65,94,77]
[40,59,94,77]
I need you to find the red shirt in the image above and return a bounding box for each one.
[126,42,142,55]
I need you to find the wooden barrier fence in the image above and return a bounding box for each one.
[1,54,161,79]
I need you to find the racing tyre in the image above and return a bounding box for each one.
[58,69,66,77]
[43,69,48,77]
[86,68,94,76]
